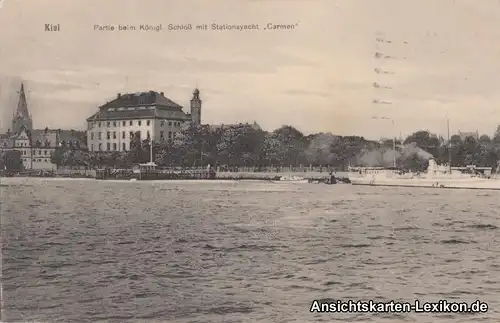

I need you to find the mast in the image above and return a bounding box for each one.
[150,139,153,163]
[150,115,154,164]
[392,119,396,168]
[447,118,451,173]
[392,136,396,168]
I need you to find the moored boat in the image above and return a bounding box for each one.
[270,175,309,184]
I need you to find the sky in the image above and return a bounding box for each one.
[1,0,500,140]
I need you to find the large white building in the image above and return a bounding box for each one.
[86,88,202,152]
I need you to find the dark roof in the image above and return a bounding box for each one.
[1,128,87,149]
[86,91,190,121]
[87,106,191,122]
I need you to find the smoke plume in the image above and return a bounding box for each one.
[304,132,338,164]
[355,142,434,167]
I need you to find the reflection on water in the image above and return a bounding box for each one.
[1,178,499,323]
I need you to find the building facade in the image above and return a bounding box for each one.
[86,89,202,152]
[0,82,86,170]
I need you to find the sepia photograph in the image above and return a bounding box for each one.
[0,0,499,322]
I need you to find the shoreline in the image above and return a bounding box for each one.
[0,170,347,181]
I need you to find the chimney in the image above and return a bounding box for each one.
[117,93,121,98]
[160,92,164,96]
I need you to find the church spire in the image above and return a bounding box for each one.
[15,83,30,119]
[12,82,33,133]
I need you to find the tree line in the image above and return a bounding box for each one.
[51,123,500,171]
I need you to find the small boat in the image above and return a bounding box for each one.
[271,175,309,184]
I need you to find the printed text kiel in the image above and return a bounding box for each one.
[45,24,60,32]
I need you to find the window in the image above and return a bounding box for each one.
[168,121,172,126]
[122,121,126,126]
[147,120,150,126]
[147,131,150,139]
[107,132,110,139]
[113,132,117,139]
[122,131,125,139]
[122,142,126,151]
[113,143,117,151]
[98,122,101,127]
[129,120,133,126]
[107,122,110,127]
[168,131,172,139]
[138,120,142,126]
[107,143,110,150]
[98,132,102,140]
[129,131,134,139]
[160,121,165,127]
[160,131,164,140]
[98,143,102,151]
[113,121,117,127]
[44,150,47,155]
[91,132,94,140]
[91,144,94,151]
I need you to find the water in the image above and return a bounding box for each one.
[1,178,499,323]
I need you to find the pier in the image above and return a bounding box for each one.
[95,168,216,180]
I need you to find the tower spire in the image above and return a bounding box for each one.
[15,83,30,119]
[12,82,33,133]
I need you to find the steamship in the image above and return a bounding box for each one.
[349,119,500,190]
[348,158,500,190]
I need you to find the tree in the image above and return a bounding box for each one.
[271,125,307,166]
[403,131,441,160]
[217,123,265,166]
[304,133,338,165]
[493,125,500,144]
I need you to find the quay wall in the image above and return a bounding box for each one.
[216,171,349,180]
[1,168,349,180]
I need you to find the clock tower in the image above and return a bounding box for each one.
[190,88,202,125]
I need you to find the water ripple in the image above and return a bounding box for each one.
[1,178,499,322]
